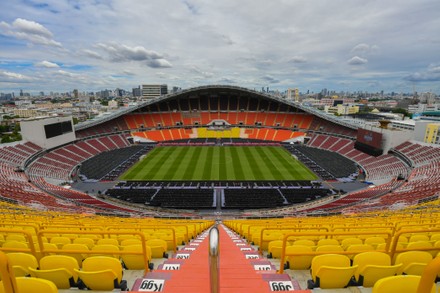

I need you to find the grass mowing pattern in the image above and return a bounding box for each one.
[120,146,318,181]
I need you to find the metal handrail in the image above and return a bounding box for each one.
[209,226,220,293]
[0,251,17,293]
[417,256,440,293]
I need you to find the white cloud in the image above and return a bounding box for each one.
[0,0,439,93]
[261,75,280,84]
[0,71,34,83]
[89,43,172,68]
[404,64,440,82]
[35,60,59,68]
[13,18,53,39]
[289,56,307,63]
[189,65,214,78]
[96,43,163,61]
[350,43,379,56]
[56,70,79,78]
[147,59,172,68]
[347,56,368,65]
[122,70,136,76]
[0,18,62,47]
[82,49,103,60]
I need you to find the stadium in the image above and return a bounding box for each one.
[1,85,440,292]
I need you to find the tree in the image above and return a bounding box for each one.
[0,125,8,133]
[1,135,12,143]
[392,108,412,118]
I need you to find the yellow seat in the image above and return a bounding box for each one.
[356,264,402,287]
[0,277,57,293]
[312,265,358,289]
[315,245,343,253]
[29,255,79,289]
[74,256,126,291]
[317,239,339,246]
[76,269,119,290]
[311,253,350,273]
[61,243,89,266]
[146,239,167,258]
[432,240,440,257]
[364,236,386,249]
[395,251,432,275]
[376,242,400,252]
[61,234,78,241]
[73,237,95,249]
[372,275,435,293]
[396,235,408,244]
[41,242,58,254]
[120,244,152,270]
[50,236,71,248]
[353,251,400,287]
[29,267,74,289]
[308,254,356,289]
[430,233,440,242]
[91,244,120,258]
[2,240,28,251]
[79,235,101,242]
[406,241,432,250]
[117,235,137,242]
[175,233,185,245]
[97,238,119,246]
[261,231,283,250]
[268,240,288,259]
[40,255,79,278]
[120,238,141,247]
[6,253,38,277]
[345,244,374,259]
[406,240,435,257]
[5,235,27,243]
[408,235,429,243]
[286,245,313,270]
[293,239,315,247]
[341,237,363,250]
[160,233,177,250]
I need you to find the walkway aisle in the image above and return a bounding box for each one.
[129,229,211,293]
[129,225,309,292]
[161,230,210,293]
[218,224,272,293]
[219,225,310,293]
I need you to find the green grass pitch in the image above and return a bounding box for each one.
[120,146,318,181]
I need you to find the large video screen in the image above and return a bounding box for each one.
[44,121,73,139]
[356,128,383,149]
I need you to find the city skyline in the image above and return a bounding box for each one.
[1,0,440,94]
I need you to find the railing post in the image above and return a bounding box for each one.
[209,226,220,293]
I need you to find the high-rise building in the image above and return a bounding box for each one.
[287,88,299,101]
[132,86,141,97]
[141,84,168,99]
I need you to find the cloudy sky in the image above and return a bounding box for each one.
[1,0,439,94]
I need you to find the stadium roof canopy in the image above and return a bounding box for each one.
[75,85,358,131]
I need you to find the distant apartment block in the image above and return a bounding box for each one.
[132,86,141,97]
[324,104,359,115]
[141,84,168,99]
[409,103,440,114]
[423,123,440,144]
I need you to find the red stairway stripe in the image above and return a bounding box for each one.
[132,225,311,293]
